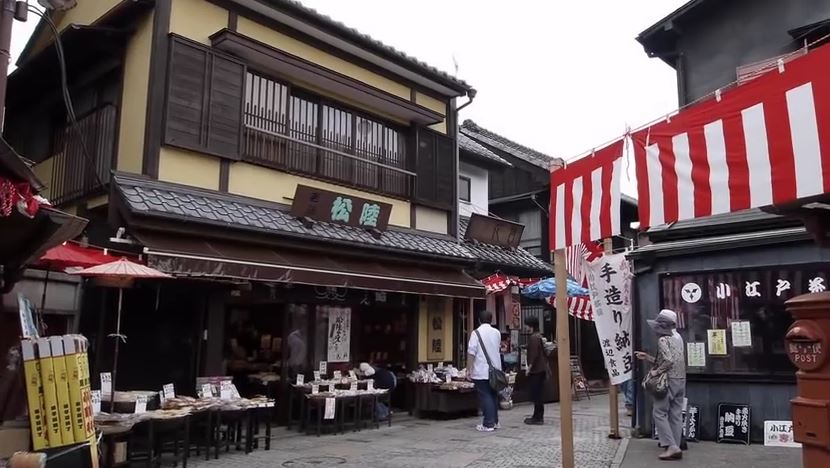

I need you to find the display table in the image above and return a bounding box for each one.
[287,383,391,436]
[409,382,479,418]
[512,350,560,404]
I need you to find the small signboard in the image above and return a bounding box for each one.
[764,420,800,448]
[163,383,175,401]
[134,395,148,414]
[684,404,701,442]
[296,374,305,386]
[200,383,213,398]
[220,380,233,400]
[463,213,524,248]
[717,403,751,445]
[100,372,112,399]
[291,185,393,231]
[367,380,374,391]
[319,361,328,376]
[91,390,102,414]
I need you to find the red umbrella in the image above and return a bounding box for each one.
[72,258,172,404]
[38,242,115,271]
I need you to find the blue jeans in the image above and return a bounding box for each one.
[473,379,499,428]
[620,379,634,408]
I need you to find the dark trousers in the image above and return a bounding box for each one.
[473,379,499,428]
[528,371,546,420]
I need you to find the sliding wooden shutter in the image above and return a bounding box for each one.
[415,128,456,209]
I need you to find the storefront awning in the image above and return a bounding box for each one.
[134,232,485,298]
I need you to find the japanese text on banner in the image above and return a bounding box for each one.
[586,253,633,385]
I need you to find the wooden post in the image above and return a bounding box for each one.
[554,249,575,468]
[604,237,621,439]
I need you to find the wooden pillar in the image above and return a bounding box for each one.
[554,249,574,468]
[604,238,621,439]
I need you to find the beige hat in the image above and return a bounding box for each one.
[359,362,375,376]
[659,309,677,324]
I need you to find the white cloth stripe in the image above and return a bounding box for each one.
[704,120,730,215]
[571,178,583,245]
[589,168,603,241]
[645,143,664,226]
[786,82,824,198]
[672,132,695,220]
[555,183,566,250]
[741,103,773,207]
[610,157,622,237]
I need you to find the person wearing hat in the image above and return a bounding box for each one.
[635,309,686,461]
[360,362,397,420]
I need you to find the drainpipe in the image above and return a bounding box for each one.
[457,88,477,113]
[0,0,18,130]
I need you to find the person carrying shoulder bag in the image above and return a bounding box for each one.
[467,310,504,432]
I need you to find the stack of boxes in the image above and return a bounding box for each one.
[20,335,97,459]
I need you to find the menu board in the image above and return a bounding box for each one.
[717,403,750,445]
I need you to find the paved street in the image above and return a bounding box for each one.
[190,394,623,468]
[620,437,802,468]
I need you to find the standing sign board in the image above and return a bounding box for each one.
[764,420,800,448]
[684,405,701,442]
[717,403,751,445]
[585,253,633,385]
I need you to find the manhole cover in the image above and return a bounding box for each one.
[283,456,347,466]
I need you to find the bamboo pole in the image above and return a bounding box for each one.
[554,248,574,468]
[604,238,621,439]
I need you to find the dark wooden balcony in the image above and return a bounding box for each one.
[50,104,117,206]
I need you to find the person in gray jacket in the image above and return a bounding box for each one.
[635,309,686,461]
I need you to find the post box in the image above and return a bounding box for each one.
[785,292,830,467]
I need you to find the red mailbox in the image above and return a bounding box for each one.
[786,292,830,467]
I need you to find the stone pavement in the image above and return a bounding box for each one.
[620,437,803,468]
[189,394,623,468]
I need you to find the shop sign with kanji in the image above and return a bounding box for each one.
[464,213,525,248]
[586,253,633,385]
[717,403,751,445]
[290,185,393,231]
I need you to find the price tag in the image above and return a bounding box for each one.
[319,361,328,375]
[296,374,305,386]
[445,374,452,384]
[220,380,233,400]
[350,382,357,392]
[333,370,342,380]
[349,370,357,380]
[439,362,445,368]
[158,391,165,405]
[367,380,374,391]
[427,364,433,373]
[91,390,102,414]
[134,395,148,414]
[311,384,319,395]
[201,383,213,398]
[313,371,321,382]
[324,397,336,420]
[163,383,175,400]
[100,372,112,398]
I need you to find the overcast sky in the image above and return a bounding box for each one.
[9,0,689,196]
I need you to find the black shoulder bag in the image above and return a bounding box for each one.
[475,329,509,392]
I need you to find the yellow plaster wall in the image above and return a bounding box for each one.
[227,162,411,228]
[32,157,54,200]
[158,148,221,190]
[428,120,448,134]
[236,17,411,100]
[415,205,449,234]
[418,297,454,363]
[169,0,229,44]
[28,0,122,57]
[117,13,154,174]
[415,92,447,115]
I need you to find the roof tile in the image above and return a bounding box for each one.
[461,120,561,170]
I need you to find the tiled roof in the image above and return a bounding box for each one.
[459,133,512,167]
[113,174,474,261]
[458,217,552,274]
[266,0,472,93]
[461,120,560,170]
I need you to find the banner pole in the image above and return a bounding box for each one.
[554,248,575,468]
[604,238,621,439]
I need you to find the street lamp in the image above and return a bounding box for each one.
[37,0,77,10]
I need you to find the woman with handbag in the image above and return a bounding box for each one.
[635,309,686,461]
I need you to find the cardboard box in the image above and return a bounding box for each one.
[20,339,48,450]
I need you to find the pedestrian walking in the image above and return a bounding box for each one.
[523,316,547,425]
[467,310,502,432]
[635,309,686,461]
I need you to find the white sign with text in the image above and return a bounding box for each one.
[586,253,634,385]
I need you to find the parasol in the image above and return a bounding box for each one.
[72,258,172,404]
[521,277,590,300]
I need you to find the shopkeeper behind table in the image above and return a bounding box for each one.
[360,362,396,420]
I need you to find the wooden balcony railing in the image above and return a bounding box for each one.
[50,104,117,206]
[243,125,414,199]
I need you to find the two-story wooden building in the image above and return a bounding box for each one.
[6,0,484,408]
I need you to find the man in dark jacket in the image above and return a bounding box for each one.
[360,362,396,420]
[524,316,547,425]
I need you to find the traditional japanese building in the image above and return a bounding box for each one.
[6,0,489,416]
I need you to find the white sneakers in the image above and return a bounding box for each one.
[475,422,501,432]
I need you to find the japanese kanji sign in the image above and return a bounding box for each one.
[586,253,633,385]
[290,185,393,231]
[464,213,525,248]
[326,306,351,363]
[717,403,751,445]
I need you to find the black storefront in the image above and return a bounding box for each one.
[629,209,825,442]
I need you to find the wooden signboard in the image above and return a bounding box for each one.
[569,356,590,400]
[684,404,701,442]
[464,213,524,248]
[717,403,751,445]
[290,185,393,231]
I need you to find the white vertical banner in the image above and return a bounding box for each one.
[327,307,351,362]
[586,253,633,385]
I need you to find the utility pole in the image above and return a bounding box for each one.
[0,0,16,129]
